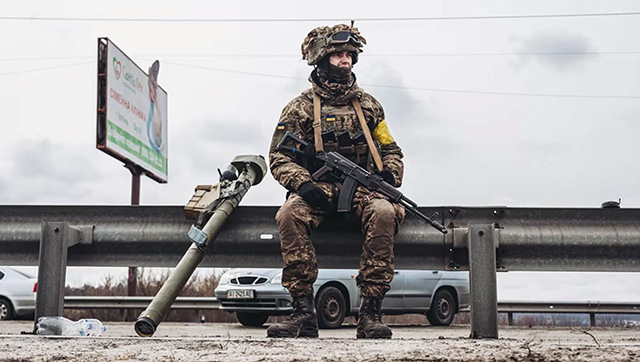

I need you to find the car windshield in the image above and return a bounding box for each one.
[10,268,35,279]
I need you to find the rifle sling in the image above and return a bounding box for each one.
[351,98,384,172]
[313,93,384,172]
[312,93,324,153]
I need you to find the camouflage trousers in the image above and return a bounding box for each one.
[275,182,405,299]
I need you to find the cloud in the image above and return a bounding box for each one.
[188,116,271,147]
[0,131,282,206]
[359,61,430,127]
[357,61,458,160]
[519,140,565,154]
[0,139,123,204]
[512,30,597,72]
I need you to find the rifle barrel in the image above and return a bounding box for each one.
[400,200,448,234]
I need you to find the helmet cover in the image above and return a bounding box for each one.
[301,24,366,66]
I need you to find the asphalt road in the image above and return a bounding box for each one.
[1,321,639,361]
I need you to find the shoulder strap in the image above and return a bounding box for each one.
[312,93,324,153]
[351,98,383,172]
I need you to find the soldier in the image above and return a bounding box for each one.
[267,24,405,339]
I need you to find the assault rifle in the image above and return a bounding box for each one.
[277,131,447,234]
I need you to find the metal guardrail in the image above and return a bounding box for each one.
[63,297,640,327]
[64,297,640,314]
[64,296,220,310]
[498,301,640,315]
[2,205,640,271]
[3,205,640,338]
[489,301,639,327]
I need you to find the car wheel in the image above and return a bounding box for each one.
[316,286,346,329]
[426,289,455,326]
[235,312,269,327]
[0,298,14,321]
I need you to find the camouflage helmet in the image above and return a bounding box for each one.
[301,24,367,66]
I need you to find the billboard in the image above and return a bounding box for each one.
[97,38,168,183]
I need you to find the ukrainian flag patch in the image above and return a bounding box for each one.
[373,120,395,145]
[276,123,286,130]
[325,114,336,122]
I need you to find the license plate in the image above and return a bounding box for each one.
[227,289,255,299]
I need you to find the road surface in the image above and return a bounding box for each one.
[1,321,638,361]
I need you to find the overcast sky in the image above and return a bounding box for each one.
[3,0,640,301]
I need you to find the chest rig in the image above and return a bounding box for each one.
[312,93,384,173]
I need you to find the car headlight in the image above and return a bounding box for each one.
[271,272,282,284]
[219,273,232,285]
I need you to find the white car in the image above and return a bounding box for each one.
[215,268,469,328]
[0,267,37,320]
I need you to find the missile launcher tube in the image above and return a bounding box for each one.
[134,155,266,337]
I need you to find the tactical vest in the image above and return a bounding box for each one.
[306,93,384,177]
[321,132,371,170]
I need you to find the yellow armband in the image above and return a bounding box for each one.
[372,120,395,146]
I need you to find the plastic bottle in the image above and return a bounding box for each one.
[36,316,107,337]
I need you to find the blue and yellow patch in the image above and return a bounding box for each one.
[373,120,395,145]
[276,123,286,130]
[325,114,336,122]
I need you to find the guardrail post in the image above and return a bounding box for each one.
[508,312,513,326]
[35,222,71,331]
[468,224,498,339]
[590,313,596,327]
[34,221,92,332]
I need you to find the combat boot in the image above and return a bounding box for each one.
[357,297,392,339]
[267,295,319,338]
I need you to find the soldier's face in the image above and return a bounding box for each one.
[328,51,353,68]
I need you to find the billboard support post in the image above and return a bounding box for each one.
[126,163,143,205]
[124,163,142,321]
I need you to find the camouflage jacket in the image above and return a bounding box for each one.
[269,80,404,193]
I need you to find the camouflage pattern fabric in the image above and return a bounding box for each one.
[269,30,404,298]
[269,83,405,298]
[269,82,404,191]
[275,184,405,298]
[301,24,367,66]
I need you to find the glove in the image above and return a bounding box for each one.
[296,181,331,210]
[375,170,396,187]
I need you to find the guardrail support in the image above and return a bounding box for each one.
[34,221,92,332]
[468,224,498,339]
